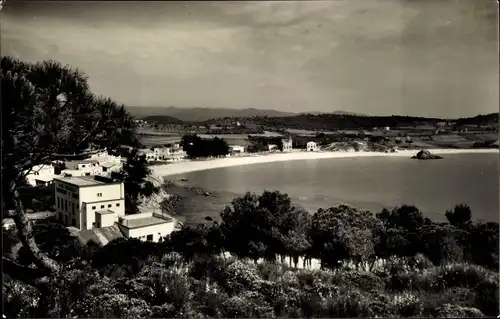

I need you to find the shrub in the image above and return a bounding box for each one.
[473,280,499,316]
[433,304,484,318]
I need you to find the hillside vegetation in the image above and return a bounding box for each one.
[4,191,499,318]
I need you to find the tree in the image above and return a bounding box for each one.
[219,191,304,263]
[445,204,472,227]
[309,205,382,269]
[1,56,137,284]
[111,148,158,214]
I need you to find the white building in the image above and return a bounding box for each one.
[63,160,103,177]
[153,144,186,162]
[282,136,293,152]
[89,151,124,174]
[229,145,245,155]
[116,211,176,242]
[138,149,157,162]
[268,144,279,151]
[25,164,56,186]
[306,141,319,152]
[54,176,125,230]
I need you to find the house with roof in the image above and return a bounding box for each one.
[24,164,57,187]
[138,149,158,162]
[62,159,103,177]
[153,144,186,161]
[229,145,245,155]
[54,175,176,243]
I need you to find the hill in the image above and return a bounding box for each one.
[127,106,297,122]
[127,106,368,122]
[140,115,185,125]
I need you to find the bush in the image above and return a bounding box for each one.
[433,304,484,318]
[473,280,499,316]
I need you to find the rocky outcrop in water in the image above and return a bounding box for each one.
[411,149,443,160]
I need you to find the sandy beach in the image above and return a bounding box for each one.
[151,148,498,179]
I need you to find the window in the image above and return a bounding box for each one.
[108,204,112,208]
[71,218,76,227]
[65,200,68,212]
[57,197,60,209]
[101,205,105,209]
[97,193,102,197]
[116,203,120,207]
[92,206,96,210]
[64,215,68,225]
[146,234,153,241]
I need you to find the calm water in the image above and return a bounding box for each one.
[166,153,499,225]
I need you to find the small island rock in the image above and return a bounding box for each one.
[411,149,443,160]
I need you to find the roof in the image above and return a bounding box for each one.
[54,176,105,187]
[96,209,116,215]
[80,159,99,164]
[34,175,54,182]
[100,161,118,168]
[76,225,124,246]
[119,215,173,229]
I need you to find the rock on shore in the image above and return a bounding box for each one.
[411,149,443,160]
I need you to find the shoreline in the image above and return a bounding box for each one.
[151,148,498,179]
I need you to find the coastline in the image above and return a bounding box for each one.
[151,148,498,179]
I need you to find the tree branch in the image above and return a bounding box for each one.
[2,257,51,286]
[76,118,102,147]
[9,180,60,274]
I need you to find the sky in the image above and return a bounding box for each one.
[2,0,498,118]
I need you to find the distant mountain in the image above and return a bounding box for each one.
[141,115,185,125]
[126,106,298,122]
[305,111,368,116]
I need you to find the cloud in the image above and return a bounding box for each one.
[1,0,497,117]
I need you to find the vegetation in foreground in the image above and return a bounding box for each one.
[2,56,498,318]
[4,191,499,318]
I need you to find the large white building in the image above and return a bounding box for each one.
[55,175,177,243]
[54,176,125,230]
[153,144,186,161]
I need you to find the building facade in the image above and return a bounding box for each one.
[229,145,245,155]
[153,144,186,161]
[282,136,293,152]
[54,176,125,230]
[116,212,176,242]
[306,141,319,152]
[25,164,56,186]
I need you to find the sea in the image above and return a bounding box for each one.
[164,153,499,225]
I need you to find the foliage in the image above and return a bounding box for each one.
[1,57,498,317]
[110,148,159,213]
[181,134,230,158]
[1,56,138,282]
[4,197,500,318]
[445,204,472,227]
